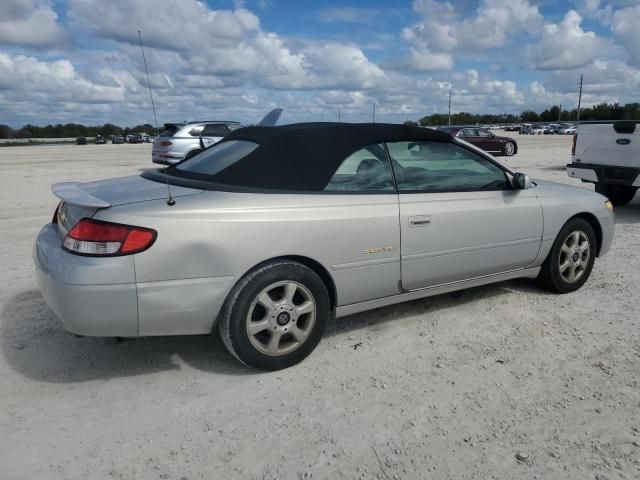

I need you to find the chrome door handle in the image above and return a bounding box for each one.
[409,215,431,227]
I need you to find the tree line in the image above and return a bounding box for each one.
[406,102,640,127]
[2,102,639,137]
[0,123,158,139]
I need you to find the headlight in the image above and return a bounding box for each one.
[605,200,614,212]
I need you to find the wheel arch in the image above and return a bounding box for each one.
[217,255,337,332]
[569,212,603,257]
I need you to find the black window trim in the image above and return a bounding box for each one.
[145,137,516,195]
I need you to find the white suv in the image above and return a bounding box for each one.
[152,121,243,165]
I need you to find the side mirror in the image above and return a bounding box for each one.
[513,172,532,190]
[199,133,205,150]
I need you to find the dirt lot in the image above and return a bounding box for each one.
[1,136,639,480]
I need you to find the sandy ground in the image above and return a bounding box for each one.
[1,135,638,480]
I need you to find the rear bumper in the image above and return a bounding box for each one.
[34,224,139,336]
[567,162,640,187]
[151,151,183,165]
[34,224,235,337]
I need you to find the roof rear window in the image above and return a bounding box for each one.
[159,125,180,137]
[175,140,259,176]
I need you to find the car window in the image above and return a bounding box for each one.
[476,129,492,137]
[324,143,394,192]
[461,128,476,137]
[386,141,509,192]
[202,124,232,137]
[159,125,180,137]
[175,140,259,176]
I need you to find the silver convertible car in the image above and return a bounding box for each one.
[34,123,615,370]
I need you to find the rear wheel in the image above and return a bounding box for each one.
[218,260,330,371]
[594,184,637,206]
[502,141,515,156]
[538,218,596,293]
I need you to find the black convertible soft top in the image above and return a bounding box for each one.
[197,123,451,191]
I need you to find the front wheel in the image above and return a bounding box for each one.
[595,184,637,206]
[502,141,515,156]
[218,260,330,370]
[538,218,596,293]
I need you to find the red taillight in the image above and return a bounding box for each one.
[63,218,156,257]
[571,134,577,156]
[52,203,60,224]
[160,140,172,146]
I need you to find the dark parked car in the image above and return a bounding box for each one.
[439,127,517,156]
[111,135,124,144]
[76,137,87,145]
[95,135,106,144]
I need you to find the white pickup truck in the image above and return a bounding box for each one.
[567,121,639,206]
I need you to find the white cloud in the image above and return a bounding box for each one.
[406,48,454,72]
[67,0,387,93]
[317,7,382,25]
[0,0,68,48]
[530,10,604,70]
[405,0,543,54]
[611,5,640,67]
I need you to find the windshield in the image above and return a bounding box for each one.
[175,140,259,176]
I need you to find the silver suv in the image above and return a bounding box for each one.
[152,121,243,165]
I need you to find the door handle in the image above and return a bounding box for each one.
[409,215,431,227]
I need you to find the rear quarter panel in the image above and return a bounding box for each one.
[94,191,401,334]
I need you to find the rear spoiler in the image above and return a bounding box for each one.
[52,182,111,208]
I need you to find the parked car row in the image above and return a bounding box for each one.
[520,123,576,135]
[76,134,155,145]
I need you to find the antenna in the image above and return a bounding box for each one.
[372,103,376,123]
[448,88,452,126]
[138,29,175,206]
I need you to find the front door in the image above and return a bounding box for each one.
[386,140,543,291]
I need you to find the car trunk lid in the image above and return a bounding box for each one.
[52,174,203,239]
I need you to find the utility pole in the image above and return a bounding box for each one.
[558,103,562,122]
[372,103,376,123]
[448,88,452,126]
[577,74,583,122]
[338,108,341,122]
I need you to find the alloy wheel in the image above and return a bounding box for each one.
[246,281,316,356]
[558,230,590,283]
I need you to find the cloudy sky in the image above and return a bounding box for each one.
[1,0,639,127]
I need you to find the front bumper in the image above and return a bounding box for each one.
[567,162,640,187]
[598,212,615,257]
[33,224,139,336]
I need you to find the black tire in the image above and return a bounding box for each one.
[185,149,202,160]
[502,141,515,157]
[538,218,596,293]
[218,260,330,371]
[594,184,637,206]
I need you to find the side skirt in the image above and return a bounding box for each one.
[335,267,541,318]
